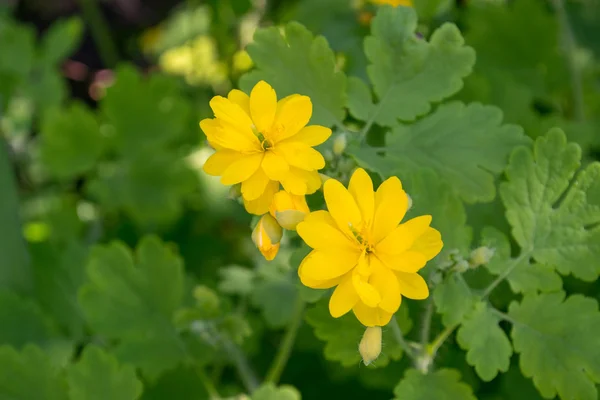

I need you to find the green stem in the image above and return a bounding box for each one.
[197,368,221,400]
[429,323,458,359]
[76,0,119,68]
[390,316,417,360]
[481,250,531,299]
[221,336,260,393]
[265,298,305,384]
[550,0,585,121]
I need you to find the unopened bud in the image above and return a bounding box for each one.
[269,191,310,230]
[358,326,382,366]
[251,214,282,261]
[454,259,469,273]
[333,133,347,156]
[469,246,495,268]
[228,184,242,199]
[406,193,413,211]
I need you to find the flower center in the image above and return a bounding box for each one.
[349,223,374,254]
[252,125,273,151]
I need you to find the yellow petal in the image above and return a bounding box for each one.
[395,271,429,299]
[227,89,251,117]
[203,150,244,176]
[324,178,362,236]
[274,210,306,230]
[200,118,259,152]
[283,125,332,147]
[262,151,289,180]
[352,301,394,327]
[353,272,381,308]
[377,250,427,273]
[241,168,270,201]
[411,227,443,261]
[252,214,282,261]
[209,96,258,144]
[348,168,374,226]
[299,249,360,281]
[292,194,310,213]
[276,142,325,171]
[369,258,401,313]
[244,180,279,215]
[372,176,408,244]
[271,94,312,142]
[402,215,433,239]
[329,274,357,318]
[299,273,341,289]
[250,81,277,133]
[296,211,355,250]
[221,152,264,185]
[375,223,415,256]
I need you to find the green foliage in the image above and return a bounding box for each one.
[252,383,301,400]
[350,102,529,202]
[392,369,476,400]
[0,290,55,348]
[79,237,186,378]
[509,292,600,400]
[501,129,600,281]
[305,300,412,367]
[360,6,475,126]
[433,272,476,327]
[456,302,512,381]
[240,21,346,127]
[67,346,143,400]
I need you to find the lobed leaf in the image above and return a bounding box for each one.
[252,383,301,400]
[392,368,476,400]
[433,272,476,327]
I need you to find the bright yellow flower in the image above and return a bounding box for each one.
[269,190,310,230]
[201,81,332,215]
[252,214,283,261]
[370,0,413,6]
[296,168,443,327]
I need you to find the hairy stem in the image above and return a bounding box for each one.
[390,315,417,360]
[265,298,305,384]
[76,0,119,68]
[481,250,532,298]
[429,323,458,359]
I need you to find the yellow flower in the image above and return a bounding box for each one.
[370,0,413,6]
[201,81,332,215]
[269,190,310,230]
[296,168,443,327]
[252,214,283,261]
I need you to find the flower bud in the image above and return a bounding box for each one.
[251,214,282,261]
[228,183,242,199]
[406,193,413,211]
[269,191,310,230]
[333,133,347,156]
[469,246,495,268]
[358,326,382,366]
[232,49,253,73]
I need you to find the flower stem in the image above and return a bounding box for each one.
[481,250,531,299]
[265,298,305,384]
[390,316,417,360]
[196,367,222,400]
[429,323,458,359]
[75,0,119,68]
[221,336,260,393]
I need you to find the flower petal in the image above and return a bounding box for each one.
[203,150,244,176]
[241,168,271,201]
[353,272,381,307]
[395,271,429,299]
[375,224,415,256]
[372,176,408,244]
[329,274,358,318]
[271,95,312,142]
[299,249,360,281]
[369,258,401,314]
[227,89,251,117]
[411,227,443,261]
[244,180,279,215]
[348,168,374,226]
[283,125,332,147]
[352,301,394,327]
[324,178,362,236]
[299,274,341,290]
[297,211,356,250]
[276,142,325,170]
[262,151,289,180]
[250,81,277,133]
[377,251,427,273]
[209,96,259,143]
[221,152,264,185]
[200,118,259,152]
[280,167,321,195]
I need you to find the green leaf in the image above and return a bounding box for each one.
[140,367,207,400]
[0,344,68,400]
[240,21,346,127]
[305,299,412,367]
[433,272,476,327]
[347,77,376,122]
[350,102,528,202]
[481,227,561,294]
[0,141,32,293]
[251,263,299,329]
[252,383,301,400]
[0,290,55,348]
[78,236,186,378]
[508,292,600,400]
[456,302,512,381]
[40,17,83,65]
[67,346,143,400]
[218,265,255,296]
[500,128,600,281]
[392,368,476,400]
[364,6,475,126]
[40,102,104,180]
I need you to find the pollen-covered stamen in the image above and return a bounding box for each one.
[251,125,273,151]
[348,222,374,253]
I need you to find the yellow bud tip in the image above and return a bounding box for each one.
[252,214,282,261]
[268,191,309,230]
[332,133,347,156]
[359,326,382,366]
